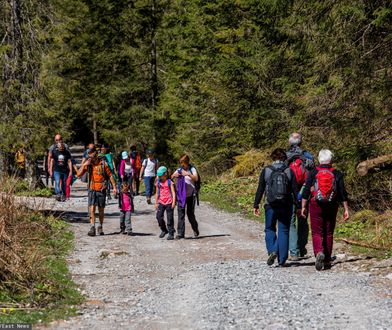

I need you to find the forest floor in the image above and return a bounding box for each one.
[31,181,392,330]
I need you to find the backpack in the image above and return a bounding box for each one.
[88,160,110,191]
[312,167,336,203]
[266,166,290,207]
[289,157,307,186]
[134,152,142,170]
[189,165,201,206]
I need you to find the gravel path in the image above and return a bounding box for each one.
[37,183,392,330]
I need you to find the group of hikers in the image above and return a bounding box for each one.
[45,131,350,271]
[45,135,200,241]
[253,132,350,270]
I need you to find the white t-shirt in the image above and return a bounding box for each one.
[178,167,197,197]
[142,158,157,177]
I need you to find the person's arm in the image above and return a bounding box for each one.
[68,159,72,176]
[171,181,176,208]
[139,160,146,179]
[77,159,90,177]
[49,158,54,177]
[253,169,266,216]
[119,160,125,179]
[105,165,117,195]
[154,183,159,210]
[301,169,316,217]
[111,159,118,175]
[183,167,198,182]
[336,172,349,220]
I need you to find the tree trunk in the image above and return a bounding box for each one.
[93,111,98,145]
[356,154,392,176]
[151,0,158,111]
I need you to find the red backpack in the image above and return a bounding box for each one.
[312,167,336,202]
[289,158,307,186]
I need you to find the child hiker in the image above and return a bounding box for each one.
[155,166,176,240]
[119,182,133,235]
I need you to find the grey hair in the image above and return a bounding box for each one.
[318,149,334,164]
[289,132,302,146]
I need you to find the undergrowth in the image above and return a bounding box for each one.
[4,177,54,197]
[0,179,83,324]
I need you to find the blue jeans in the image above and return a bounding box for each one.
[144,176,155,198]
[264,205,292,265]
[289,204,309,257]
[54,171,67,196]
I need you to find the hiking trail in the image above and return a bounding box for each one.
[33,182,392,330]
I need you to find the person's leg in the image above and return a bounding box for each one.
[309,200,324,257]
[156,204,168,233]
[264,206,278,255]
[144,176,151,200]
[277,207,292,265]
[120,211,126,232]
[289,204,299,258]
[53,171,61,196]
[324,205,338,263]
[90,205,96,226]
[66,175,72,199]
[60,173,67,198]
[125,211,132,234]
[186,196,199,235]
[135,171,140,195]
[297,210,309,257]
[166,205,175,236]
[177,203,186,238]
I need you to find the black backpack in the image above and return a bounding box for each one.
[266,166,290,207]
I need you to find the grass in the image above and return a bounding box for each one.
[5,177,54,197]
[0,179,83,325]
[202,174,392,258]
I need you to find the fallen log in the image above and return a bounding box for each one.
[336,238,385,250]
[356,153,392,176]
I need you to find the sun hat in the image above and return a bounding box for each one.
[157,166,168,177]
[121,151,129,159]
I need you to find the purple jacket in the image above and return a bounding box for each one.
[176,174,187,208]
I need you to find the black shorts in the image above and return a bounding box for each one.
[88,190,106,208]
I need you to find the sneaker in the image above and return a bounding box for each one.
[167,234,174,240]
[315,252,325,271]
[56,195,61,201]
[97,226,104,236]
[267,252,277,266]
[147,198,152,204]
[127,231,133,236]
[120,226,125,234]
[60,195,66,202]
[159,231,168,238]
[299,248,308,258]
[288,255,299,261]
[176,235,184,240]
[193,229,200,238]
[324,262,332,270]
[88,226,96,237]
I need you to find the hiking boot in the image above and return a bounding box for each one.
[60,195,66,202]
[88,226,96,237]
[288,255,299,262]
[97,225,104,236]
[299,248,308,258]
[315,252,325,271]
[147,198,152,204]
[193,229,200,238]
[167,234,174,240]
[324,262,332,270]
[159,231,168,238]
[120,226,125,234]
[56,195,61,201]
[127,231,133,236]
[176,235,184,240]
[267,252,277,266]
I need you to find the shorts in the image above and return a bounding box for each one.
[88,190,106,208]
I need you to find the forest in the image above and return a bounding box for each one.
[1,0,391,209]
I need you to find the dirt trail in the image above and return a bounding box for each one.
[37,182,392,330]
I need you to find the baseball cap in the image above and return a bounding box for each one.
[157,166,167,177]
[121,151,129,159]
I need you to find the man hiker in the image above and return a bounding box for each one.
[253,148,299,267]
[78,147,117,236]
[49,142,72,201]
[14,146,26,178]
[286,132,314,261]
[47,134,70,172]
[139,150,158,204]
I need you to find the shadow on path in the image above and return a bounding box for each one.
[185,234,231,240]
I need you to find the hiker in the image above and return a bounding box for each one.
[49,142,72,201]
[65,158,78,200]
[119,151,134,187]
[301,149,349,271]
[171,154,200,239]
[14,146,26,178]
[47,134,70,172]
[101,145,118,200]
[253,148,299,267]
[155,166,176,240]
[139,150,158,204]
[118,182,133,235]
[286,132,314,260]
[130,145,143,195]
[77,147,117,236]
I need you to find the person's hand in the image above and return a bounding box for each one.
[113,187,118,196]
[254,208,260,217]
[343,209,349,221]
[297,208,306,219]
[155,203,158,210]
[172,171,180,178]
[171,202,176,209]
[181,170,190,177]
[301,207,307,218]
